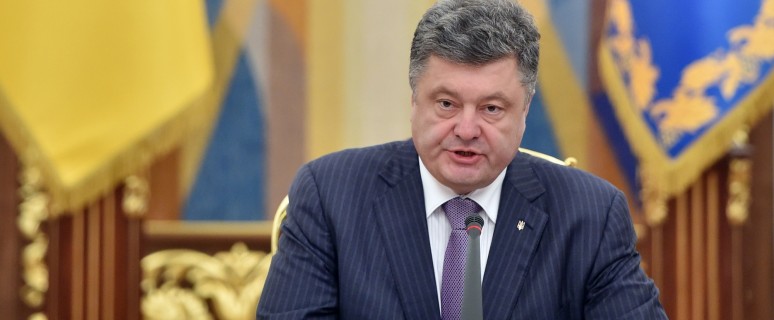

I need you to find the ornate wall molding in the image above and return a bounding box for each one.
[640,167,668,227]
[726,129,752,226]
[141,243,273,320]
[123,174,149,218]
[17,163,50,320]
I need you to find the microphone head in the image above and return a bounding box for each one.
[465,215,484,237]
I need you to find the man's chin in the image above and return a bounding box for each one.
[440,174,485,194]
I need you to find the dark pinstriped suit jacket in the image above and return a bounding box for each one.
[257,140,667,319]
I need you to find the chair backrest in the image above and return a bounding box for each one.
[269,148,575,247]
[271,195,289,253]
[518,147,577,167]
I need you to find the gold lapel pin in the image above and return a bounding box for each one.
[517,220,525,231]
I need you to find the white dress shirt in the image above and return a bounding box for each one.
[418,156,506,308]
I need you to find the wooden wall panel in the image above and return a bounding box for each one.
[705,171,720,320]
[0,131,24,320]
[147,149,181,220]
[43,176,144,320]
[743,111,773,319]
[635,112,773,320]
[142,220,273,256]
[658,205,677,319]
[48,215,73,319]
[717,164,734,320]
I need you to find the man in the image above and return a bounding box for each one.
[258,0,667,319]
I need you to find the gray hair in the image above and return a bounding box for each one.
[409,0,540,95]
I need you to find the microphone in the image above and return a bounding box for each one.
[462,215,484,320]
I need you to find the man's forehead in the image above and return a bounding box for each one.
[419,57,525,87]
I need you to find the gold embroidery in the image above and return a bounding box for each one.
[605,0,774,148]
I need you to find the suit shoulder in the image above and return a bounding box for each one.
[288,140,414,219]
[519,154,630,232]
[524,154,621,200]
[304,140,410,178]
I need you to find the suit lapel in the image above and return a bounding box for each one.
[483,153,549,320]
[372,141,440,319]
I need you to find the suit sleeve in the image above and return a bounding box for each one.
[584,191,668,319]
[257,164,339,319]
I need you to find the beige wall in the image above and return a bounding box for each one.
[307,0,436,159]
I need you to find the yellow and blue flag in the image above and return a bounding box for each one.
[599,0,774,199]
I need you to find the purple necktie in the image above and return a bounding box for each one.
[441,197,481,320]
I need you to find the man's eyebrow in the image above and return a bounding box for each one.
[481,92,509,102]
[426,86,458,98]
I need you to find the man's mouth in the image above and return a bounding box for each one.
[455,151,476,157]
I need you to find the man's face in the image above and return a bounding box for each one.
[411,55,531,194]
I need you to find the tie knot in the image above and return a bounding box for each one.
[442,197,481,230]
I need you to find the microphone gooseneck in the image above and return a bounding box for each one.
[462,215,484,320]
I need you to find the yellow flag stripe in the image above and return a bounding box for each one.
[0,0,213,213]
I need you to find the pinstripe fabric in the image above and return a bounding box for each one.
[257,140,666,319]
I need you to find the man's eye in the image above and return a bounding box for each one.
[485,105,501,113]
[439,101,453,109]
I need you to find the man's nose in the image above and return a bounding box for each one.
[454,108,481,140]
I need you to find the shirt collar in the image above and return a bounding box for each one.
[418,156,505,223]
